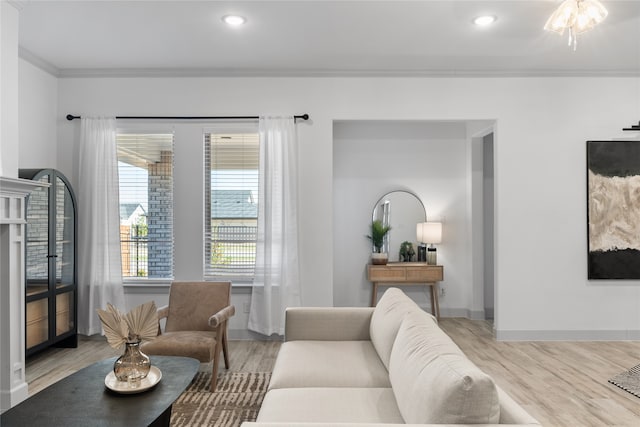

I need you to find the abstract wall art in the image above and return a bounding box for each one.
[587,140,640,279]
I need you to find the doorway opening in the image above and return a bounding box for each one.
[483,133,494,321]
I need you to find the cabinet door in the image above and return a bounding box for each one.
[26,299,48,349]
[55,175,75,289]
[25,174,50,348]
[55,175,76,338]
[55,291,75,336]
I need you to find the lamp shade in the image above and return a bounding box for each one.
[417,222,442,244]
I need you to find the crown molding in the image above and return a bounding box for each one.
[18,47,60,77]
[16,48,640,79]
[55,67,640,79]
[6,0,27,11]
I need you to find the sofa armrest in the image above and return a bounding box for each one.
[284,307,374,341]
[496,386,541,425]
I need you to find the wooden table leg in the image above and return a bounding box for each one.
[371,282,378,307]
[428,283,440,320]
[429,284,436,317]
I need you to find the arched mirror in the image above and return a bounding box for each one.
[372,190,426,261]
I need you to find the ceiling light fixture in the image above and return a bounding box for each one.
[544,0,608,50]
[473,15,497,26]
[222,15,246,26]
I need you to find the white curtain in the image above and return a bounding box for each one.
[248,116,301,336]
[77,117,125,335]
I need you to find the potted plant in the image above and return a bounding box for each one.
[367,220,391,265]
[399,241,415,262]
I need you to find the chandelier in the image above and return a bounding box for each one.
[544,0,608,50]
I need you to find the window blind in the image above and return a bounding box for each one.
[117,133,175,279]
[204,131,259,281]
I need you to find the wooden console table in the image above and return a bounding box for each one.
[367,262,444,319]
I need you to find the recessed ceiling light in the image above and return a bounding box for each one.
[473,15,497,26]
[222,15,246,26]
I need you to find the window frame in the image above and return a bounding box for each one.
[203,123,260,283]
[116,125,176,283]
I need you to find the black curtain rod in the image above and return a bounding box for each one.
[66,114,309,121]
[623,121,640,131]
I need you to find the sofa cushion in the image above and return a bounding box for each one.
[268,341,390,390]
[257,388,404,423]
[389,311,500,424]
[370,287,436,369]
[285,307,373,341]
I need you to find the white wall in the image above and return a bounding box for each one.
[2,3,35,410]
[18,58,58,170]
[332,120,470,313]
[0,1,19,178]
[50,75,640,340]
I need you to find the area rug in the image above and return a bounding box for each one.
[608,364,640,398]
[171,372,271,427]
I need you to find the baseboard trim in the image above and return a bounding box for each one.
[468,309,486,320]
[496,329,640,341]
[229,328,283,341]
[436,307,486,320]
[437,307,468,318]
[0,381,28,412]
[484,308,494,320]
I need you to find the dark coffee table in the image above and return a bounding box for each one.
[0,355,199,427]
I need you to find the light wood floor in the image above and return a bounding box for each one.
[25,318,640,426]
[439,319,640,426]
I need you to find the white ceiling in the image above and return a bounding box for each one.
[16,0,640,77]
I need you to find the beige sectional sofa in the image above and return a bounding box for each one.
[244,288,540,427]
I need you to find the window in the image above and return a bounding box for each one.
[117,133,174,279]
[204,129,259,281]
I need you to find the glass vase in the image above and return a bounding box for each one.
[113,340,151,384]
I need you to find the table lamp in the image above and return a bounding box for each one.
[417,222,442,265]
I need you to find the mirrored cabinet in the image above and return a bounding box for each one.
[19,169,77,355]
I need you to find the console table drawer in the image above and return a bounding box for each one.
[406,266,443,282]
[368,263,442,283]
[368,267,406,282]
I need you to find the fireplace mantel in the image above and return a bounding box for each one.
[1,176,49,411]
[0,177,45,222]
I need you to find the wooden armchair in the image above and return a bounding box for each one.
[141,281,235,391]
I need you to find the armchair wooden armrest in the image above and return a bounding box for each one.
[208,304,235,393]
[156,305,169,335]
[208,305,236,328]
[157,305,169,320]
